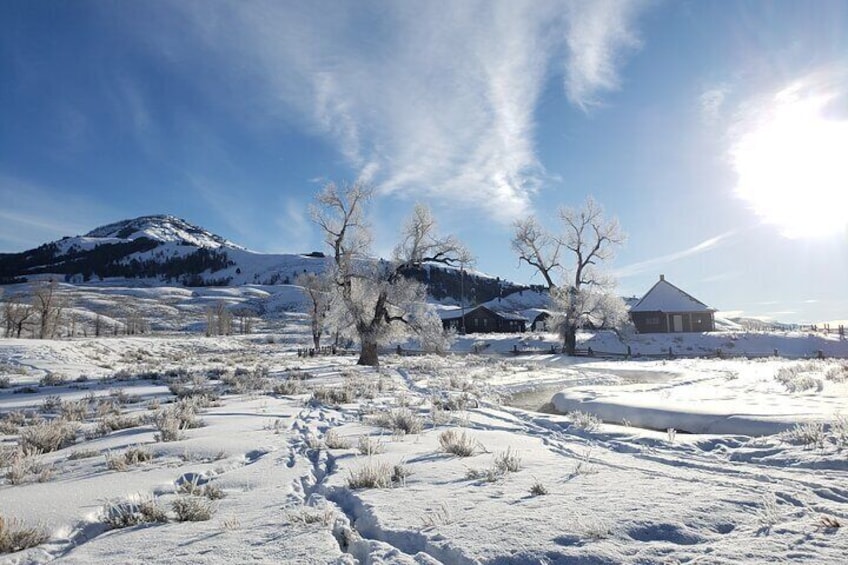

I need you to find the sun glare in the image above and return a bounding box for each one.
[731,83,848,239]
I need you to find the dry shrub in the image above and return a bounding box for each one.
[19,419,77,453]
[102,497,168,529]
[172,496,215,522]
[369,407,424,435]
[494,447,522,473]
[0,515,49,554]
[324,428,352,449]
[105,446,153,472]
[4,447,52,485]
[60,399,89,422]
[357,436,385,456]
[438,428,481,457]
[347,459,394,489]
[569,411,601,432]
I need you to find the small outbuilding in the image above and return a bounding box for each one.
[440,305,526,334]
[629,275,715,333]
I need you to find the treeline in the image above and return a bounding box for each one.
[0,238,234,286]
[400,265,533,304]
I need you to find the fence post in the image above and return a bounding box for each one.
[774,348,779,357]
[817,349,824,360]
[587,347,594,357]
[716,348,722,359]
[668,346,674,359]
[626,345,632,359]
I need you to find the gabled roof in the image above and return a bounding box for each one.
[630,276,713,313]
[438,305,528,321]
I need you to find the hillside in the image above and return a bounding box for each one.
[0,215,529,304]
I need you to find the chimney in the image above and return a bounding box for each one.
[659,274,665,281]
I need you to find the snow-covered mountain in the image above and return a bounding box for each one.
[82,215,245,250]
[0,215,328,287]
[0,215,534,305]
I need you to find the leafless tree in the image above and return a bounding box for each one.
[296,271,333,352]
[232,307,257,334]
[32,280,66,339]
[205,303,232,336]
[3,294,34,338]
[511,216,561,290]
[512,197,626,355]
[312,181,469,366]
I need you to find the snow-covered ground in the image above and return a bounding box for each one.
[2,330,847,563]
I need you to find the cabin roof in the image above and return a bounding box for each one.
[630,276,713,313]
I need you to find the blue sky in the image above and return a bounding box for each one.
[2,0,847,323]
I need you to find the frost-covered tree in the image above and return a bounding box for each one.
[32,280,66,339]
[296,271,333,351]
[512,197,626,355]
[3,294,33,338]
[312,181,469,366]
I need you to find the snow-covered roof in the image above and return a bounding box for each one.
[438,305,528,321]
[630,276,713,313]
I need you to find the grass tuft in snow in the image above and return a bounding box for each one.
[529,479,549,496]
[368,407,424,436]
[775,363,824,392]
[780,422,826,449]
[494,447,522,473]
[347,459,394,489]
[439,428,482,457]
[172,496,215,522]
[105,445,153,472]
[102,496,168,529]
[569,411,601,432]
[323,428,351,449]
[0,515,49,554]
[19,419,77,453]
[285,505,336,527]
[357,436,385,456]
[421,502,453,528]
[4,447,52,485]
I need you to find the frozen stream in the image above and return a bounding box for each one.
[503,368,677,413]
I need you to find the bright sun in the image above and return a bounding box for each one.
[730,82,848,239]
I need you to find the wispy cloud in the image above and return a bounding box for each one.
[699,85,729,124]
[615,230,736,278]
[118,0,649,224]
[0,174,117,251]
[563,0,644,110]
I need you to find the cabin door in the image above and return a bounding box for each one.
[672,315,683,332]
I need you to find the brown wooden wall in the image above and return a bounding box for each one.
[630,311,715,334]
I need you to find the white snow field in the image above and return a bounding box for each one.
[2,330,848,563]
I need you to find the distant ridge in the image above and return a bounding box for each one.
[0,215,535,304]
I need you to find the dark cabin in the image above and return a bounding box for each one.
[629,275,716,333]
[441,305,526,334]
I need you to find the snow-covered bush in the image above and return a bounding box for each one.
[324,428,352,449]
[569,411,601,432]
[438,428,481,457]
[780,422,826,449]
[0,515,49,554]
[19,419,77,453]
[368,407,424,435]
[347,459,394,489]
[172,495,215,521]
[4,447,51,485]
[529,480,549,496]
[357,436,385,456]
[105,446,153,471]
[102,497,168,528]
[494,447,522,473]
[775,364,824,393]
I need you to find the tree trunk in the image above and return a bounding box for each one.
[312,332,321,353]
[563,325,577,356]
[357,337,379,366]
